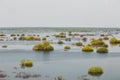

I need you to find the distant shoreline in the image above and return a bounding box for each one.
[0,27,120,34]
[0,26,120,29]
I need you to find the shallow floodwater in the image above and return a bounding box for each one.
[0,28,120,80]
[0,46,120,80]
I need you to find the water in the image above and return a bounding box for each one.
[0,48,120,80]
[0,27,120,80]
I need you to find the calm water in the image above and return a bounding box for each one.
[0,44,120,80]
[0,27,120,80]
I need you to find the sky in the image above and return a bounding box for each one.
[0,0,120,28]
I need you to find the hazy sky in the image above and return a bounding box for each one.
[0,0,120,27]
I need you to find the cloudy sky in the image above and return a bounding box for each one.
[0,0,120,27]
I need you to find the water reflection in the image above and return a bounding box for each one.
[42,52,51,61]
[110,43,118,46]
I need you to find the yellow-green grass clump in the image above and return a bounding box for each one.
[91,39,104,46]
[2,45,7,48]
[53,32,66,38]
[21,34,25,36]
[98,38,103,41]
[42,37,47,41]
[13,37,17,40]
[90,39,108,47]
[110,37,120,44]
[33,41,54,51]
[82,45,94,52]
[75,42,83,46]
[55,76,64,80]
[57,40,64,44]
[17,34,20,36]
[97,47,108,53]
[46,35,49,37]
[19,36,40,41]
[65,38,71,41]
[68,31,72,36]
[21,60,33,68]
[25,36,40,41]
[0,34,6,36]
[82,37,87,41]
[64,45,71,50]
[11,34,16,36]
[19,36,26,40]
[103,36,109,40]
[88,66,103,77]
